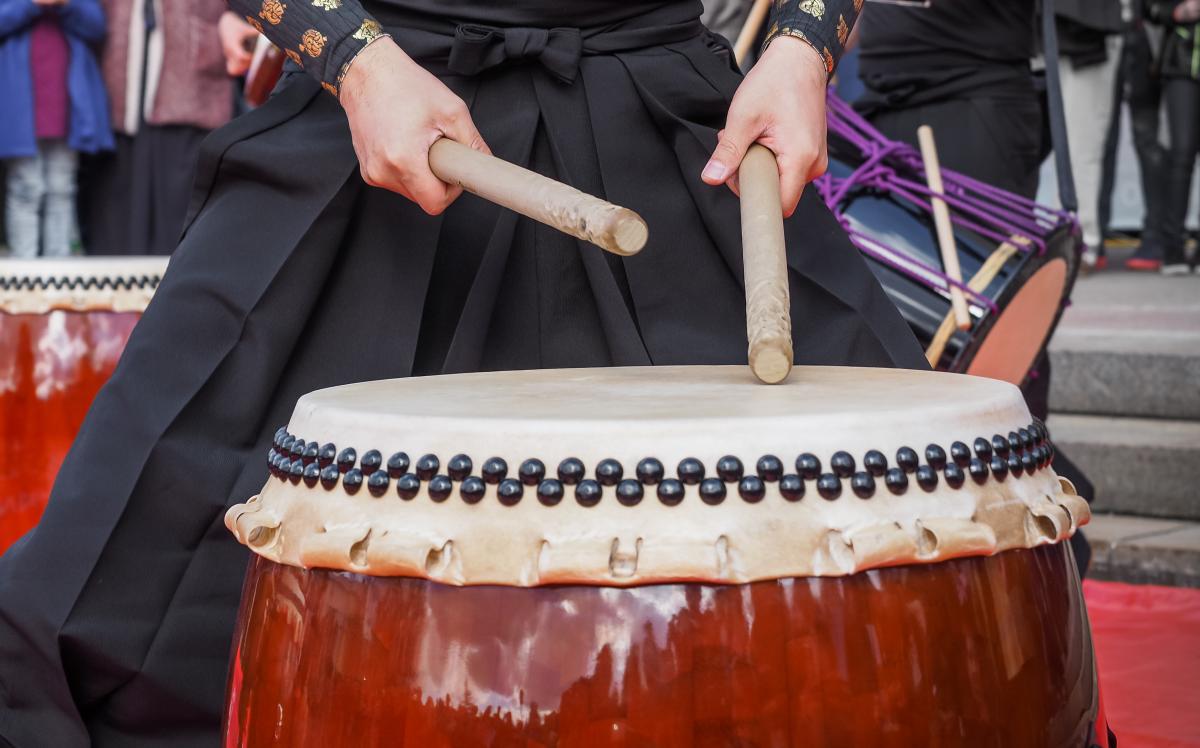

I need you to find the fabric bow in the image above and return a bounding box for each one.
[447,24,584,83]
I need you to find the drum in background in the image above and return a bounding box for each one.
[818,95,1081,385]
[0,257,167,552]
[244,35,285,108]
[225,366,1102,746]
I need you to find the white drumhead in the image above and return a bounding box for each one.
[0,256,169,314]
[227,366,1088,586]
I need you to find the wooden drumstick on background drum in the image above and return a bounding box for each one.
[917,126,971,331]
[733,0,772,65]
[429,139,648,257]
[739,144,794,384]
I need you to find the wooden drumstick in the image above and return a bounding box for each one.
[916,126,971,331]
[428,139,647,256]
[739,144,794,384]
[734,0,772,65]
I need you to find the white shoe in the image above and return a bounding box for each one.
[1161,263,1191,276]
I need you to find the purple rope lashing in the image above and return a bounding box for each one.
[819,93,1079,314]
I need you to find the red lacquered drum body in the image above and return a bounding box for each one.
[224,367,1102,746]
[226,543,1095,747]
[0,258,166,552]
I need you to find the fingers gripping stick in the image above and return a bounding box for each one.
[739,144,794,384]
[428,139,648,256]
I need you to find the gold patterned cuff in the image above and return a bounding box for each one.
[762,26,834,79]
[330,29,392,99]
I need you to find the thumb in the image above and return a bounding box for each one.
[702,124,753,185]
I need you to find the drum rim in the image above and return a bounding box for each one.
[0,256,169,314]
[226,366,1091,587]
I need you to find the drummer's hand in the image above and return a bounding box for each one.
[217,12,257,76]
[340,38,491,215]
[702,36,828,218]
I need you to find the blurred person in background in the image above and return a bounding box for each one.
[856,1,1045,200]
[1057,0,1130,271]
[1099,2,1169,271]
[701,0,751,44]
[0,0,112,257]
[1147,0,1200,275]
[79,0,256,256]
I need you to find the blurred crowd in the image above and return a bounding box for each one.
[1046,0,1200,275]
[0,0,258,258]
[3,0,1200,274]
[1093,0,1200,274]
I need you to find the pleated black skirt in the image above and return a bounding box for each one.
[0,3,925,746]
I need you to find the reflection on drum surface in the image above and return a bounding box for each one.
[0,310,139,551]
[226,543,1096,746]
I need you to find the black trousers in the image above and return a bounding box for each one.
[1163,77,1200,265]
[1099,27,1168,254]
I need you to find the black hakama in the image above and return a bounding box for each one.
[0,2,925,745]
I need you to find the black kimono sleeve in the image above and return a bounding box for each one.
[230,0,388,96]
[764,0,864,77]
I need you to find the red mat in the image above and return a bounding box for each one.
[1084,580,1200,748]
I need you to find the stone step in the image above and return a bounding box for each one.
[1047,414,1200,522]
[1047,269,1200,421]
[1083,513,1200,588]
[1049,336,1200,421]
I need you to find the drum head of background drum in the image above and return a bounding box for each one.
[227,366,1088,587]
[966,257,1068,383]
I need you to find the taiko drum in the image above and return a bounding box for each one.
[0,257,167,552]
[820,95,1080,385]
[225,366,1104,747]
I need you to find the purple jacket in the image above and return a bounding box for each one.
[0,0,114,159]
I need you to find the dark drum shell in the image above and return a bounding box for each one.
[224,543,1097,746]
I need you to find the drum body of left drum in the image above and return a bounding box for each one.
[0,257,168,552]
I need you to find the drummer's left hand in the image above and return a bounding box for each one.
[702,36,828,218]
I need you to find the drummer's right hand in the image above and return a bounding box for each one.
[339,38,491,215]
